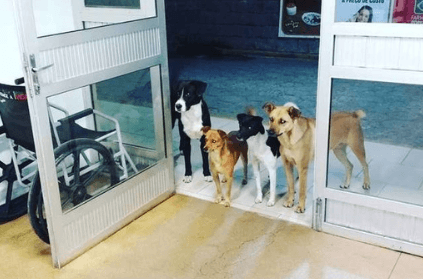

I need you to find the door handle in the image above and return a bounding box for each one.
[31,63,54,73]
[29,54,54,96]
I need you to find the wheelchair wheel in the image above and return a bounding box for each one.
[28,138,119,244]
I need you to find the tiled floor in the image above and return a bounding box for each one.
[173,116,314,226]
[2,194,423,278]
[173,116,423,228]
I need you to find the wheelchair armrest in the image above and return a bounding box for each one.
[58,108,94,124]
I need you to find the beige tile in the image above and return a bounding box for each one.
[390,253,423,279]
[0,195,405,279]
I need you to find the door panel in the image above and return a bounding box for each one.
[13,0,173,267]
[315,0,423,256]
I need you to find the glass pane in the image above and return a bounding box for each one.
[32,0,153,37]
[47,68,163,213]
[85,0,140,8]
[328,79,423,206]
[33,1,77,37]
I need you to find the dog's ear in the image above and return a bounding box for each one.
[288,106,301,119]
[256,117,265,134]
[201,126,211,135]
[246,106,257,116]
[191,80,207,96]
[262,102,276,115]
[217,129,227,140]
[237,113,248,123]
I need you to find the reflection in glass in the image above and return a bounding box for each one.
[44,68,162,213]
[328,79,423,206]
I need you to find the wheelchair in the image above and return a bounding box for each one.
[0,78,138,244]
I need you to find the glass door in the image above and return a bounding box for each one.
[13,0,174,267]
[314,0,423,256]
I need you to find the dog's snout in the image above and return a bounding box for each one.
[267,129,277,137]
[175,103,182,111]
[203,145,209,152]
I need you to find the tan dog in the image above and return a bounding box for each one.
[201,126,248,207]
[263,102,370,213]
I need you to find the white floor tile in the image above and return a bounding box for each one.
[364,141,410,164]
[367,160,423,190]
[378,185,423,206]
[402,149,423,169]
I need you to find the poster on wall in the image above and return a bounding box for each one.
[335,0,391,22]
[278,0,322,37]
[393,0,423,23]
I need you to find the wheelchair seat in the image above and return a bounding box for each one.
[0,83,35,151]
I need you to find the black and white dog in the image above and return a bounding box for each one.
[235,109,280,206]
[172,80,212,183]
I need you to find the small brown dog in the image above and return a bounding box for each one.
[201,126,248,207]
[263,102,370,213]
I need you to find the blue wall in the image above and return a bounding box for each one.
[165,0,319,58]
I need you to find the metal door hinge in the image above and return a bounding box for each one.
[313,197,323,231]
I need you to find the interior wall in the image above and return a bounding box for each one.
[0,0,23,84]
[165,0,319,58]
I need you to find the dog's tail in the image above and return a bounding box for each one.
[354,110,366,119]
[246,106,257,116]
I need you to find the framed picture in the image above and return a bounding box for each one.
[278,0,321,38]
[335,0,391,23]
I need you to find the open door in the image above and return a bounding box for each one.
[13,0,174,267]
[315,0,423,256]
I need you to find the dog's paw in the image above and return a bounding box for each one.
[241,179,248,185]
[215,195,224,204]
[362,183,370,190]
[267,198,275,207]
[283,199,294,208]
[255,194,263,204]
[223,199,231,207]
[183,176,192,183]
[295,205,305,213]
[339,184,350,189]
[204,176,213,182]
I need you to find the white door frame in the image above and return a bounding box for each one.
[13,0,174,267]
[314,0,423,256]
